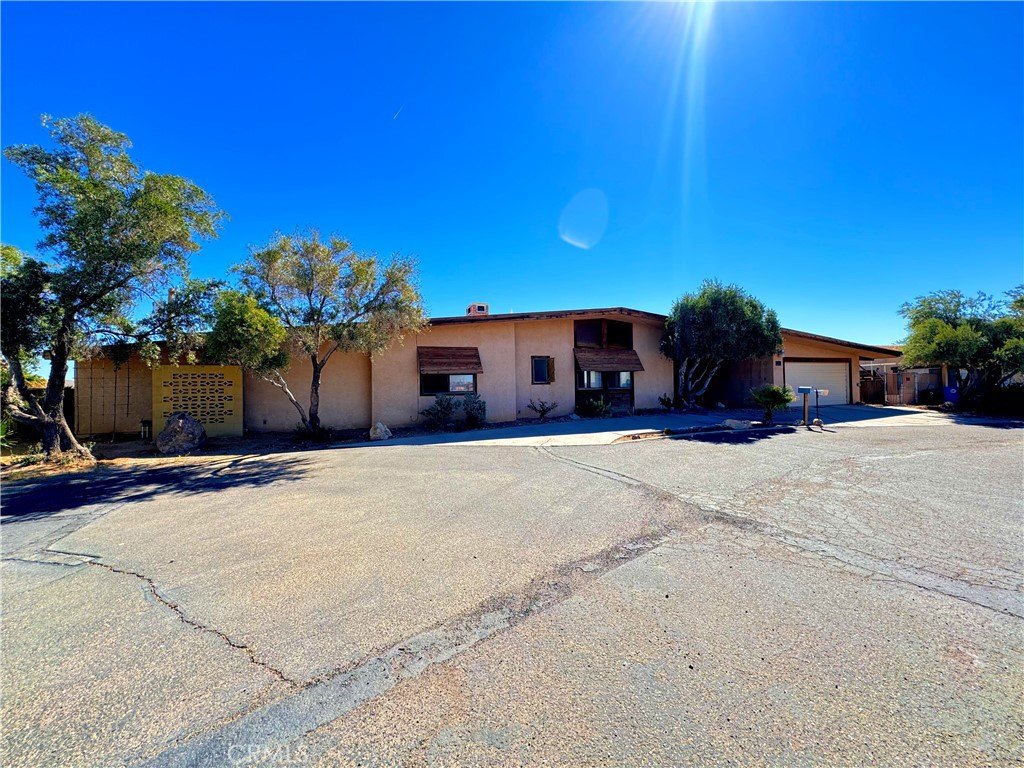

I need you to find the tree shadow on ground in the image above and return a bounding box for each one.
[0,454,312,521]
[672,426,798,445]
[943,413,1024,429]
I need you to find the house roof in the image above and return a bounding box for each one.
[427,307,667,326]
[427,308,894,359]
[781,328,898,359]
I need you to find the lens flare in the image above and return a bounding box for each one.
[558,188,609,250]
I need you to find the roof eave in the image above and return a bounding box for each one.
[782,328,898,359]
[427,307,668,327]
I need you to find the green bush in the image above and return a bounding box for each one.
[577,397,612,418]
[462,393,487,427]
[750,385,795,425]
[420,395,460,430]
[527,399,559,420]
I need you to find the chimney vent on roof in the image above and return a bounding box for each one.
[466,302,490,316]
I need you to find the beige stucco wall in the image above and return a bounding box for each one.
[74,354,154,437]
[71,312,678,435]
[772,332,865,404]
[372,322,519,426]
[513,318,575,419]
[631,320,675,410]
[372,312,675,426]
[244,347,371,432]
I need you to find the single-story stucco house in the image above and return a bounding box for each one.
[72,304,896,438]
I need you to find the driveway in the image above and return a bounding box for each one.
[1,421,1021,766]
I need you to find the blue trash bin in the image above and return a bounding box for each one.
[943,386,959,404]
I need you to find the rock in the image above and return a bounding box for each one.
[811,418,824,427]
[722,419,754,430]
[156,411,207,455]
[369,422,393,441]
[714,402,727,410]
[568,413,581,421]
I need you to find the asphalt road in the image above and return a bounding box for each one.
[1,418,1021,767]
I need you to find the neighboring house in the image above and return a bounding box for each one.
[72,304,894,438]
[711,329,897,409]
[860,346,950,406]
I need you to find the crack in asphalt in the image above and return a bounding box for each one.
[38,546,301,688]
[9,433,1018,766]
[535,446,1024,620]
[135,524,678,768]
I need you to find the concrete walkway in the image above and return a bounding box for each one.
[344,404,1008,449]
[347,412,734,448]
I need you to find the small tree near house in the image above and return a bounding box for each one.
[1,115,224,461]
[661,280,783,410]
[209,230,426,433]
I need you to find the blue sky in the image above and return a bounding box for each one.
[2,1,1021,345]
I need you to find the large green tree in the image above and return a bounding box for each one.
[209,230,426,432]
[900,288,1024,399]
[1,115,224,460]
[662,280,783,408]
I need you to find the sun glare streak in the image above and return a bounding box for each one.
[656,2,716,213]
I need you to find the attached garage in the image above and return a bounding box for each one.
[783,360,851,405]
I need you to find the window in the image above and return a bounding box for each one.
[420,373,476,395]
[574,318,633,349]
[577,370,603,389]
[606,320,633,349]
[531,356,555,384]
[610,371,632,389]
[574,320,603,348]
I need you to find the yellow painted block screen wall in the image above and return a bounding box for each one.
[151,365,244,437]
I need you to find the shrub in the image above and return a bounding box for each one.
[750,385,795,425]
[420,394,460,430]
[658,394,674,412]
[527,399,559,420]
[577,397,612,418]
[462,393,487,427]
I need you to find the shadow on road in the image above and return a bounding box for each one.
[0,455,312,521]
[674,426,797,445]
[782,404,1022,430]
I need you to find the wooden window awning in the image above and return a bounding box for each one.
[573,348,645,372]
[417,346,484,374]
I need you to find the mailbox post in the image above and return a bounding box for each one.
[814,388,829,424]
[796,386,813,426]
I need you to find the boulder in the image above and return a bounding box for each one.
[722,419,755,430]
[369,422,393,441]
[568,413,581,421]
[156,411,207,455]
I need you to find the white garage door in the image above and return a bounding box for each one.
[784,361,850,406]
